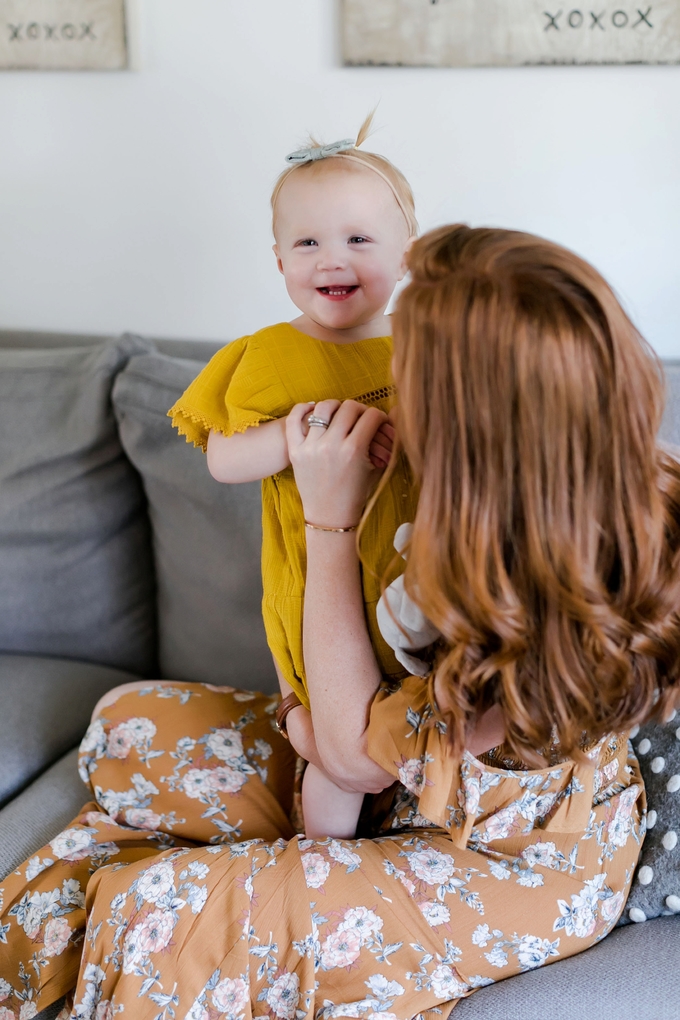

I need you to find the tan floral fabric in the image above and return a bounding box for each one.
[0,680,645,1020]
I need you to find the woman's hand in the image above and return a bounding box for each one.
[286,399,391,528]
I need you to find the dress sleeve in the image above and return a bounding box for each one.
[367,676,464,835]
[167,336,287,450]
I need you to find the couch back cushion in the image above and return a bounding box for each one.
[112,347,277,692]
[0,336,157,674]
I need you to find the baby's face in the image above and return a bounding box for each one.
[273,166,412,333]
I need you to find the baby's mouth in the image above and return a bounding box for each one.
[317,285,359,301]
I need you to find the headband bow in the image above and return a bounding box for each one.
[285,138,355,165]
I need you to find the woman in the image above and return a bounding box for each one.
[2,225,677,1020]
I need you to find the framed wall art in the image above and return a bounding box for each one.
[342,0,680,67]
[0,0,127,70]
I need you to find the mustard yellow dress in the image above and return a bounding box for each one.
[168,323,418,708]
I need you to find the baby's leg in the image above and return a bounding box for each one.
[302,762,364,840]
[91,680,177,721]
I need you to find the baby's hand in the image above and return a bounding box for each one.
[369,419,395,469]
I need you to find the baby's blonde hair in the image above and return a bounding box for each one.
[271,112,418,237]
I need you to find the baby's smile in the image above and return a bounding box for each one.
[317,285,360,301]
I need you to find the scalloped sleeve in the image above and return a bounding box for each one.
[168,336,288,450]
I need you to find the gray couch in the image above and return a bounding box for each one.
[1,330,678,1020]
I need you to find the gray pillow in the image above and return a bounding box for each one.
[619,714,680,924]
[0,336,156,675]
[112,347,277,693]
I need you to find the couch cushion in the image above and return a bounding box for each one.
[618,714,680,925]
[453,914,680,1019]
[0,335,157,675]
[0,747,86,881]
[659,362,680,448]
[112,348,277,692]
[0,654,142,808]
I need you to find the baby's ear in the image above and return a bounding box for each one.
[272,244,284,275]
[398,235,416,281]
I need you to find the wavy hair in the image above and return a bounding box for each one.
[390,224,680,764]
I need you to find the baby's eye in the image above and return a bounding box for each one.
[348,236,369,244]
[296,239,318,247]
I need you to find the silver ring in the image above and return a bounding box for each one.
[307,415,329,429]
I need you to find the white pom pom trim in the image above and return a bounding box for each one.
[666,895,680,913]
[638,738,651,755]
[647,809,658,829]
[662,830,678,851]
[629,907,647,923]
[667,774,680,793]
[638,865,654,885]
[651,756,666,773]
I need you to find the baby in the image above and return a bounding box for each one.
[169,116,419,839]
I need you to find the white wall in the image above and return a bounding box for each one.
[0,0,679,353]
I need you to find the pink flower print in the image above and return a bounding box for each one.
[327,842,362,869]
[265,973,300,1019]
[106,724,135,759]
[42,916,72,957]
[135,861,175,904]
[19,1004,37,1020]
[337,906,383,943]
[409,848,455,886]
[50,828,94,862]
[320,927,362,970]
[397,870,416,896]
[125,808,163,831]
[301,852,330,889]
[125,717,157,744]
[463,777,481,818]
[0,980,10,1002]
[397,758,429,796]
[521,842,558,869]
[599,890,625,925]
[205,728,244,764]
[212,976,249,1016]
[0,1008,14,1020]
[95,1002,115,1020]
[182,768,215,800]
[607,784,640,847]
[608,787,638,848]
[429,964,469,999]
[82,811,118,828]
[419,900,451,927]
[128,913,175,958]
[208,766,247,796]
[480,804,520,843]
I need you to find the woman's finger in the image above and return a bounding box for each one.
[323,399,380,442]
[305,399,342,441]
[286,402,315,452]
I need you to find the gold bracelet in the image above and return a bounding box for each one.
[304,521,359,533]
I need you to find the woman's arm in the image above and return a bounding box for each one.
[287,400,396,795]
[206,418,289,483]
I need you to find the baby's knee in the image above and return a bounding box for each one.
[90,680,176,721]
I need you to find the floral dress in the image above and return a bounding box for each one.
[0,679,644,1020]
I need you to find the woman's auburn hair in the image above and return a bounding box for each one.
[391,223,680,765]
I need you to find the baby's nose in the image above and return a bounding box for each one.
[316,246,348,271]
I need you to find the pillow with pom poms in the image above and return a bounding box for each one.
[617,709,680,925]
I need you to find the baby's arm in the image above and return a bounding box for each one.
[276,667,365,839]
[302,764,364,840]
[207,418,289,483]
[207,410,394,485]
